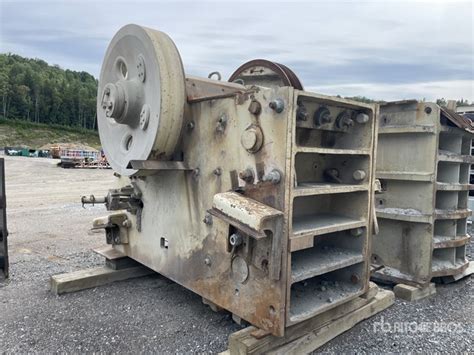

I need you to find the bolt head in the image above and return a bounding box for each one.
[239,168,254,183]
[186,121,195,130]
[352,169,366,181]
[356,113,369,123]
[322,114,331,123]
[269,99,284,113]
[350,227,364,237]
[263,170,281,184]
[203,214,213,225]
[350,274,360,284]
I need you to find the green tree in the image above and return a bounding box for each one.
[0,53,98,130]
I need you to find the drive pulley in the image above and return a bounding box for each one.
[97,24,186,176]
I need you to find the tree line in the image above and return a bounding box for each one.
[0,53,98,130]
[0,53,471,132]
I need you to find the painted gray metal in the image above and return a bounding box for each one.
[373,100,473,285]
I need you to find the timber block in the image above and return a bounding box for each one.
[223,286,394,355]
[50,265,154,295]
[393,282,436,301]
[105,257,141,270]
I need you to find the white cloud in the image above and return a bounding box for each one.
[310,80,474,102]
[1,0,472,101]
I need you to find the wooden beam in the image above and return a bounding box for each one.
[267,290,394,355]
[226,283,388,355]
[50,265,154,295]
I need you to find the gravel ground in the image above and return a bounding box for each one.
[0,155,472,353]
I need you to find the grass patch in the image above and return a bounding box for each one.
[0,118,101,149]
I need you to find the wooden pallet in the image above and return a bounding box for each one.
[50,246,154,295]
[222,283,394,355]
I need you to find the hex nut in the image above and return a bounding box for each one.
[203,214,213,225]
[229,233,243,247]
[335,111,354,130]
[297,104,308,121]
[239,168,255,183]
[314,106,332,126]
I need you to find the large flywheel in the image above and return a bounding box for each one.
[97,24,186,176]
[228,59,303,90]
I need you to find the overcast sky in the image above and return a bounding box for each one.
[1,0,473,101]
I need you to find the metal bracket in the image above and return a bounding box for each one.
[127,160,193,172]
[208,192,284,280]
[185,76,250,103]
[93,212,131,245]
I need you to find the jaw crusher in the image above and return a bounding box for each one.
[87,24,378,336]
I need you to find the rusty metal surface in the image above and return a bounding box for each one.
[228,59,303,90]
[101,84,377,335]
[0,158,8,278]
[128,160,193,171]
[440,106,474,133]
[211,192,283,235]
[111,85,292,336]
[185,76,249,103]
[94,27,377,336]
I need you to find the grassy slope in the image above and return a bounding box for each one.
[0,119,101,149]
